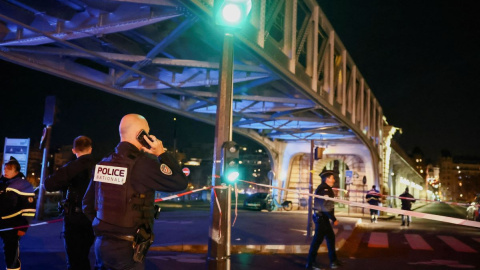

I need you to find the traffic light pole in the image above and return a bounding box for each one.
[36,95,56,221]
[207,32,234,270]
[35,125,52,220]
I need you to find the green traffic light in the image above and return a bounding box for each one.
[222,141,240,183]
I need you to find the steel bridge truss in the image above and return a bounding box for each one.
[0,0,383,159]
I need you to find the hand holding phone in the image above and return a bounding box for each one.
[136,130,165,156]
[136,129,152,149]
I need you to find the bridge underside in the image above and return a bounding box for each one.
[0,0,384,190]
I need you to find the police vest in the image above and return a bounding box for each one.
[94,152,155,229]
[0,185,36,220]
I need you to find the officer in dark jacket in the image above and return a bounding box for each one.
[400,187,415,226]
[366,185,381,223]
[83,114,188,270]
[45,136,95,270]
[306,170,342,269]
[0,157,36,270]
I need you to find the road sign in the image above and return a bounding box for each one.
[182,167,190,176]
[345,170,353,185]
[3,138,30,176]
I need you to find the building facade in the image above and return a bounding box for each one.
[439,156,480,202]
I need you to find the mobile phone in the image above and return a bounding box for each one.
[136,129,151,149]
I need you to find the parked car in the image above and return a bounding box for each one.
[243,192,269,210]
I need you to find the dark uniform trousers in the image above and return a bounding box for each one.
[64,212,95,270]
[94,236,144,270]
[307,215,337,265]
[0,230,21,269]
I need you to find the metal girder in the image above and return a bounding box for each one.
[0,0,384,153]
[6,46,268,73]
[115,15,199,86]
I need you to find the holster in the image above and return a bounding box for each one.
[133,225,154,263]
[58,200,81,216]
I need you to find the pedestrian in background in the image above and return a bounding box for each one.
[83,114,188,270]
[306,170,342,269]
[400,187,415,226]
[45,136,96,270]
[475,193,480,221]
[366,185,381,223]
[466,202,476,221]
[0,157,36,270]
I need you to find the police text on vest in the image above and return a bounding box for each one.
[94,164,128,185]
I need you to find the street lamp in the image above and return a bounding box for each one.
[214,0,252,28]
[207,1,252,269]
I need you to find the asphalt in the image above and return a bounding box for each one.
[0,203,401,269]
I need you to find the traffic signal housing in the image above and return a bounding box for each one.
[221,141,240,183]
[314,147,324,160]
[214,0,252,28]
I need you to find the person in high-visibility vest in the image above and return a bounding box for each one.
[0,157,36,270]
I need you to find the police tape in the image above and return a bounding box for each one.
[154,186,213,202]
[0,187,217,233]
[239,180,480,229]
[333,187,475,207]
[0,218,64,232]
[1,182,477,233]
[154,184,229,239]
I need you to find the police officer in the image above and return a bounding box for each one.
[400,187,415,226]
[366,185,381,223]
[45,136,95,270]
[306,170,342,270]
[82,114,188,270]
[0,157,36,270]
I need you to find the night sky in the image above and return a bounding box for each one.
[1,1,480,163]
[316,0,480,161]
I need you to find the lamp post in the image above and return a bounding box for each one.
[36,95,56,220]
[207,1,251,269]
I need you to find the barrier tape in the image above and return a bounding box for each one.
[213,187,222,238]
[2,180,478,234]
[0,218,63,232]
[233,183,238,227]
[154,186,212,202]
[239,180,480,229]
[1,186,216,233]
[333,187,476,207]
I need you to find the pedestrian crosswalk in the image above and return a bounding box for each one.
[368,232,388,248]
[404,234,433,250]
[364,232,478,253]
[437,236,476,253]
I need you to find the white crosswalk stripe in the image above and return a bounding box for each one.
[368,232,388,248]
[438,235,477,253]
[365,233,478,253]
[405,234,433,250]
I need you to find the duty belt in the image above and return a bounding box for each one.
[101,233,135,242]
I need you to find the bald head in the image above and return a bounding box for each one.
[119,114,150,149]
